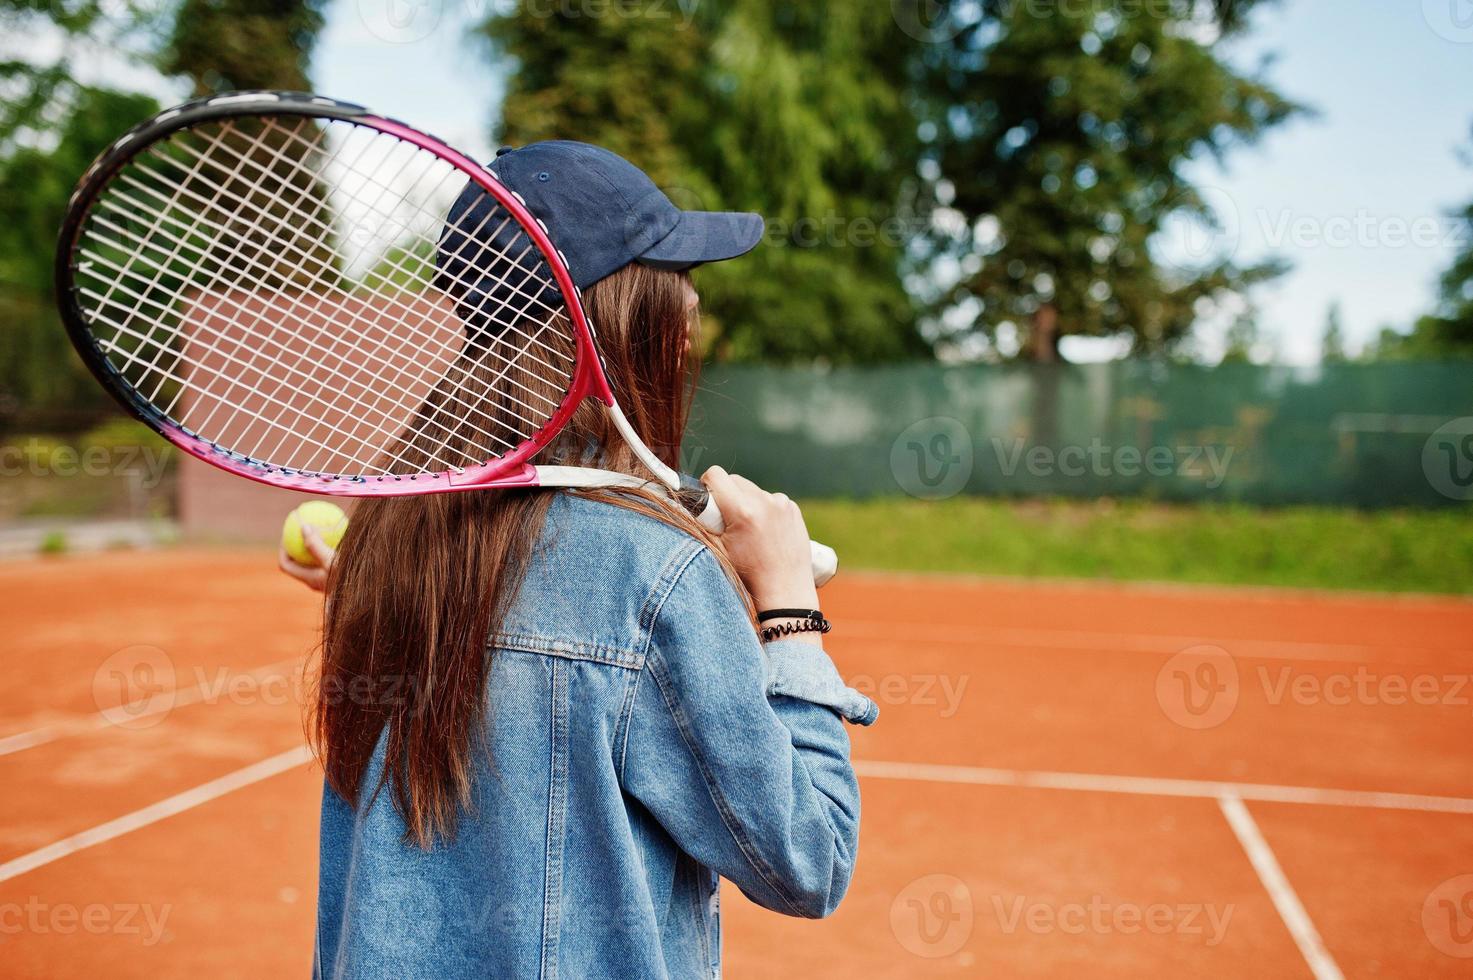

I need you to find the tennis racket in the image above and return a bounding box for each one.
[55,91,836,584]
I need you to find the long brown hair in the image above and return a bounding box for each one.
[314,263,713,848]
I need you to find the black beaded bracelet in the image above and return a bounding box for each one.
[757,609,831,643]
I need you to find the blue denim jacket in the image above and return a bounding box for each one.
[315,493,878,979]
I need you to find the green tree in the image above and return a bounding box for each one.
[1365,311,1473,362]
[482,0,927,362]
[1218,308,1261,365]
[1428,199,1473,352]
[0,1,160,423]
[0,86,161,420]
[0,0,152,152]
[163,0,324,93]
[0,0,330,422]
[1364,125,1473,361]
[1422,126,1473,355]
[916,0,1300,362]
[1320,301,1346,363]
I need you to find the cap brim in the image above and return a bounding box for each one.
[636,210,764,272]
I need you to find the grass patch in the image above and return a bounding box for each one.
[800,497,1473,595]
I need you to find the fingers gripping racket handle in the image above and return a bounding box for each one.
[676,477,838,587]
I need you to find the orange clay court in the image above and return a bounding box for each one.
[1,549,1471,978]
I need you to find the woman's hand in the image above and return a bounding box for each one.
[277,522,336,593]
[701,466,821,614]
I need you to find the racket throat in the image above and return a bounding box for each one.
[601,399,719,531]
[606,401,681,491]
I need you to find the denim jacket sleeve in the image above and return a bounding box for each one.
[620,542,878,919]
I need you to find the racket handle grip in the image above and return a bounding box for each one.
[677,476,838,587]
[809,540,840,588]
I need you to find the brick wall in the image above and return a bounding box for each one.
[178,455,352,542]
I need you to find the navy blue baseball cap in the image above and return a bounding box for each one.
[435,141,762,337]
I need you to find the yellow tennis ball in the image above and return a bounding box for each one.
[282,501,348,566]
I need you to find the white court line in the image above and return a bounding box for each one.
[0,746,313,883]
[0,727,58,756]
[1219,793,1345,980]
[0,657,306,758]
[840,620,1470,665]
[841,566,1473,608]
[5,752,1466,893]
[851,759,1473,814]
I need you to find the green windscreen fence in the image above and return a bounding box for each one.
[686,361,1473,508]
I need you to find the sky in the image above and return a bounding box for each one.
[1173,0,1473,362]
[315,0,506,164]
[35,0,1473,365]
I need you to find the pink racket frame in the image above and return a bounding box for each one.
[61,94,624,498]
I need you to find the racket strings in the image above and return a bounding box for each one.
[84,131,416,473]
[158,116,575,392]
[78,122,458,475]
[103,118,549,472]
[99,119,556,459]
[78,234,452,477]
[244,116,576,344]
[73,114,582,479]
[202,115,577,365]
[81,142,418,474]
[385,317,579,477]
[175,116,577,465]
[79,230,554,477]
[84,117,536,474]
